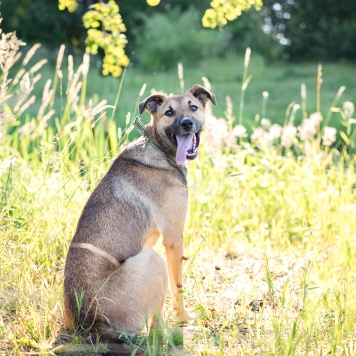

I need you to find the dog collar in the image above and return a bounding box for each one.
[134,116,174,158]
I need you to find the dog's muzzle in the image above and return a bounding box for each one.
[167,117,202,166]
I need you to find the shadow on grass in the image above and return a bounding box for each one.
[53,326,187,355]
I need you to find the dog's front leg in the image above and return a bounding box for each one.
[163,236,192,323]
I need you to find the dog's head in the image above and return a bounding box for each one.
[139,84,216,166]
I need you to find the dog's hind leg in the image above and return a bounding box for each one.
[92,248,168,338]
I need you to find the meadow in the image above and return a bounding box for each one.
[1,29,356,355]
[26,46,356,131]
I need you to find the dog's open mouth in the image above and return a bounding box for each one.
[171,132,200,166]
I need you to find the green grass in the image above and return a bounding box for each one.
[27,49,356,131]
[1,127,356,354]
[1,41,356,354]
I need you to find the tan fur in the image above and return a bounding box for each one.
[63,84,216,339]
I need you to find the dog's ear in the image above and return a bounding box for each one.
[188,84,216,107]
[139,93,167,115]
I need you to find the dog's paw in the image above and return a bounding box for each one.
[177,311,194,323]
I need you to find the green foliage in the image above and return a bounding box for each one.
[114,0,212,57]
[263,0,356,60]
[134,8,230,71]
[2,0,82,49]
[224,8,282,59]
[55,0,262,76]
[202,0,263,29]
[5,0,356,67]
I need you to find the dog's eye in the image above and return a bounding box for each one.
[190,105,198,112]
[165,110,173,117]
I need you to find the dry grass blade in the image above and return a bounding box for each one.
[0,111,15,124]
[22,43,41,66]
[38,79,54,119]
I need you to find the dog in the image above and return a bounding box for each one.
[63,84,216,339]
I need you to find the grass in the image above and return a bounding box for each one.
[1,30,356,355]
[26,46,356,131]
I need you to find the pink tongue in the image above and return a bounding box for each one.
[176,134,194,166]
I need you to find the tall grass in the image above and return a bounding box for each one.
[1,24,356,354]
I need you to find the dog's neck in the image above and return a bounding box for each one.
[134,116,174,159]
[133,117,188,182]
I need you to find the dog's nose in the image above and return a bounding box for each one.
[181,118,194,131]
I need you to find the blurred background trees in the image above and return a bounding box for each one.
[2,0,356,72]
[262,0,356,60]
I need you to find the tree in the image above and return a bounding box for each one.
[58,0,263,77]
[2,0,83,50]
[262,0,356,60]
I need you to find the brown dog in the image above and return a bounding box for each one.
[63,84,216,339]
